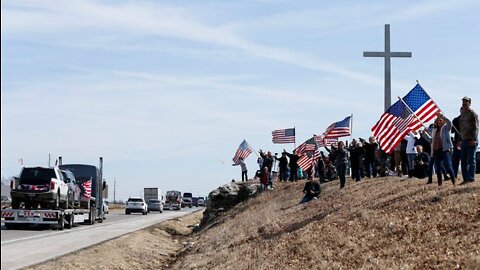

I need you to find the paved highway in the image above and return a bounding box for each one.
[1,208,201,270]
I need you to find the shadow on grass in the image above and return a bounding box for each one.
[258,206,342,240]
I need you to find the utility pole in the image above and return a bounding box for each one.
[114,178,116,203]
[48,154,51,167]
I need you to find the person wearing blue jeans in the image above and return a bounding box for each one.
[459,97,479,183]
[431,113,456,186]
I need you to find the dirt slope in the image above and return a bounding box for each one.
[172,176,480,269]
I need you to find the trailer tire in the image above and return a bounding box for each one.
[89,207,96,225]
[58,215,65,230]
[66,214,74,229]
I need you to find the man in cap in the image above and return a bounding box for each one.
[459,96,479,183]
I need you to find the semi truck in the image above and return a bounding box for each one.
[143,188,159,203]
[1,157,106,230]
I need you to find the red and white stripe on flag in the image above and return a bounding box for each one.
[82,178,92,199]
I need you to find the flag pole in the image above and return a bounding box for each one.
[397,96,429,130]
[416,80,462,137]
[246,139,260,158]
[350,113,354,139]
[294,126,296,150]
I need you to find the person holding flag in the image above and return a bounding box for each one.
[232,157,248,182]
[430,112,456,186]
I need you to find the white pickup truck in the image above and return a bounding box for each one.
[10,167,70,209]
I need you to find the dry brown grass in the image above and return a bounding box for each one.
[172,176,480,270]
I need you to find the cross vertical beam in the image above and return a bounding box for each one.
[363,24,412,111]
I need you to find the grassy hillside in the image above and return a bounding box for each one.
[172,176,479,269]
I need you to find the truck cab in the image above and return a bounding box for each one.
[182,192,193,208]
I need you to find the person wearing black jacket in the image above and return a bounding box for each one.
[316,151,326,182]
[362,137,378,178]
[348,141,366,182]
[274,152,288,182]
[300,178,321,204]
[326,141,349,189]
[284,149,299,181]
[259,150,274,173]
[413,145,430,179]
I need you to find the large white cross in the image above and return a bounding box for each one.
[364,24,412,111]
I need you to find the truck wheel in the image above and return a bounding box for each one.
[66,214,74,229]
[125,210,130,215]
[58,215,65,230]
[89,207,96,225]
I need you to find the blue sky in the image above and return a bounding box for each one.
[2,0,479,200]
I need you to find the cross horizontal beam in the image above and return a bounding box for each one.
[363,51,412,58]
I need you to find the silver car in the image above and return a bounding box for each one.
[147,199,163,213]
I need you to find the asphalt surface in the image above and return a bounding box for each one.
[1,207,202,270]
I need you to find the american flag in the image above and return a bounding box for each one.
[82,178,92,199]
[314,135,338,147]
[324,116,352,138]
[294,137,316,156]
[298,148,322,171]
[272,128,295,144]
[402,83,440,124]
[232,140,253,164]
[372,84,440,154]
[372,100,420,154]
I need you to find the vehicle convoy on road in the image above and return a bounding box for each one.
[165,190,182,210]
[125,197,148,215]
[1,157,107,230]
[182,192,193,208]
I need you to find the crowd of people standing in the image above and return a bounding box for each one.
[233,97,478,201]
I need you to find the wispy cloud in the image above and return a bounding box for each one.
[2,0,383,86]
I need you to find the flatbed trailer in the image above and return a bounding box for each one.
[1,204,97,230]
